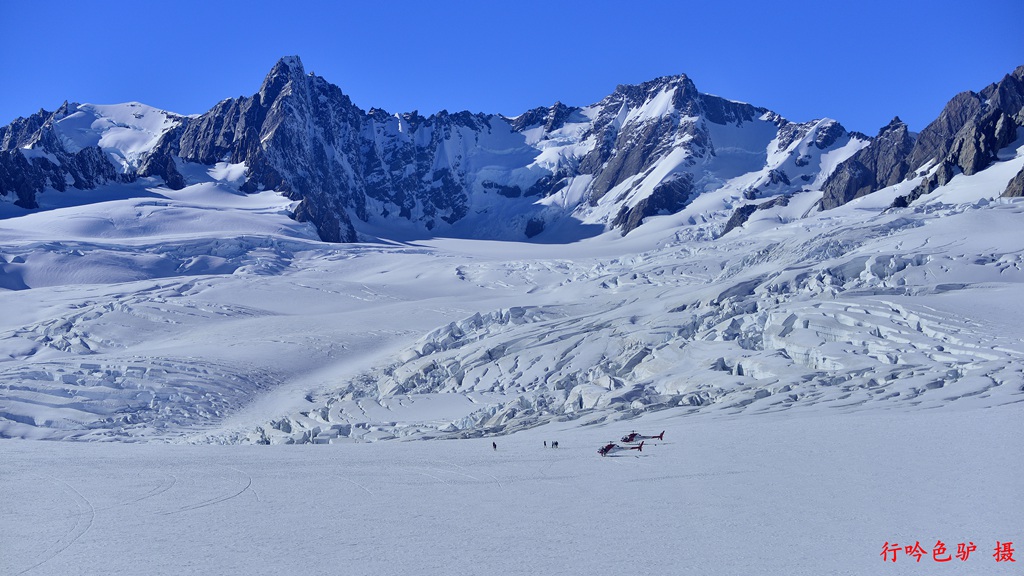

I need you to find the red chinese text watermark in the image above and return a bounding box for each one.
[881,540,1013,563]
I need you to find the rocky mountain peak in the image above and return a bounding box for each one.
[827,65,1024,210]
[259,55,307,107]
[51,101,73,122]
[874,117,912,153]
[624,73,695,92]
[609,74,701,117]
[813,119,846,149]
[982,70,1024,125]
[504,101,579,133]
[878,116,906,135]
[820,116,914,210]
[543,101,575,131]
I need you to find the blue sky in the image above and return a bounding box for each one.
[1,0,1021,134]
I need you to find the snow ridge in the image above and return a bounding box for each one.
[2,57,869,242]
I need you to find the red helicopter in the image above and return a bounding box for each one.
[621,430,664,443]
[598,441,644,457]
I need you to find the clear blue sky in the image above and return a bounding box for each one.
[1,0,1021,134]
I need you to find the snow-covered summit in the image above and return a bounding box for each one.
[4,58,1023,243]
[52,102,179,171]
[0,101,183,208]
[1,57,874,241]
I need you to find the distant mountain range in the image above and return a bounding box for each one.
[2,57,1022,242]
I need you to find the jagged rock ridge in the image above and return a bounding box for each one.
[824,66,1024,210]
[2,58,1022,241]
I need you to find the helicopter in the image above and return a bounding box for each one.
[621,430,664,443]
[598,440,644,457]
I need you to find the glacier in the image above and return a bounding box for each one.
[1,59,1022,576]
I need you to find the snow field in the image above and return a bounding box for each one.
[1,406,1020,576]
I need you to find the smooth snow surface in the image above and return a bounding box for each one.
[1,407,1020,575]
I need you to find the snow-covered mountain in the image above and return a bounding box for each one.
[4,58,1023,245]
[2,56,876,242]
[1,59,1023,443]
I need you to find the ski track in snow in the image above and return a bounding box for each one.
[95,471,178,511]
[12,476,95,576]
[407,469,452,486]
[336,475,374,496]
[158,466,252,516]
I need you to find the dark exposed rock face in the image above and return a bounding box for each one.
[820,118,914,209]
[767,169,790,186]
[162,57,361,242]
[137,147,186,190]
[719,204,758,237]
[1002,165,1024,198]
[983,65,1024,124]
[507,101,578,133]
[718,195,790,237]
[143,58,509,241]
[946,109,1017,176]
[907,85,1018,182]
[580,76,706,204]
[699,93,765,126]
[0,150,54,208]
[775,117,844,155]
[909,68,1024,176]
[0,102,131,206]
[891,161,956,209]
[820,66,1024,210]
[813,119,846,149]
[524,217,545,238]
[907,92,984,170]
[569,78,772,232]
[612,175,695,235]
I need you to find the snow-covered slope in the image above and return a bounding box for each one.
[48,102,179,173]
[249,141,1024,444]
[0,101,183,209]
[1,132,1022,442]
